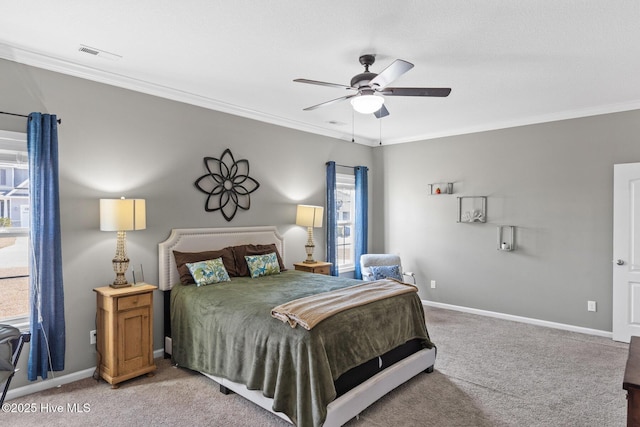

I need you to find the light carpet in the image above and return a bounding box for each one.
[1,307,629,426]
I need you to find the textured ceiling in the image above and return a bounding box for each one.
[1,1,639,145]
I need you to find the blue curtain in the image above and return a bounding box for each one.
[325,161,338,276]
[354,166,368,279]
[27,113,65,381]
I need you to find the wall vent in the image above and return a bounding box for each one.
[79,46,99,56]
[78,45,122,61]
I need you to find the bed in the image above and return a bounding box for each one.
[158,226,436,427]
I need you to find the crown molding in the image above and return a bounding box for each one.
[3,42,639,148]
[0,42,378,146]
[379,99,640,146]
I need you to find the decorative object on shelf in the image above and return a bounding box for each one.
[428,183,453,195]
[194,148,260,221]
[497,225,516,251]
[457,196,487,223]
[100,197,146,288]
[296,204,324,263]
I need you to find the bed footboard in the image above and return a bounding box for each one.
[203,347,436,426]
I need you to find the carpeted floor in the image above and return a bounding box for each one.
[2,307,629,426]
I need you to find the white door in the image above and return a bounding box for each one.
[613,163,640,342]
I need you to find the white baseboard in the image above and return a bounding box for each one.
[5,348,166,401]
[422,300,613,339]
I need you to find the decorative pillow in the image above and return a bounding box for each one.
[186,257,231,287]
[232,244,286,277]
[173,247,237,284]
[244,252,281,278]
[369,265,403,281]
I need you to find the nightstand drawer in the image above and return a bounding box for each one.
[118,293,151,311]
[313,265,330,275]
[293,261,332,275]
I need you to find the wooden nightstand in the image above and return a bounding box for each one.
[93,284,157,388]
[293,261,332,275]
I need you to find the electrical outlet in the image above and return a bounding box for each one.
[587,301,597,312]
[430,280,436,289]
[89,329,97,345]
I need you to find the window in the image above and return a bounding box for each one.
[0,130,29,327]
[336,173,355,272]
[0,167,9,186]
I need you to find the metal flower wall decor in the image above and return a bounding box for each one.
[194,148,260,221]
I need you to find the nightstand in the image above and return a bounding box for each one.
[293,261,332,275]
[93,284,157,388]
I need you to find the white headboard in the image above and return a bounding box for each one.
[157,226,285,291]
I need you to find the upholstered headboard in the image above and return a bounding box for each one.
[157,226,285,291]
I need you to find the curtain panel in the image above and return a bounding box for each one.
[354,166,368,279]
[326,162,368,278]
[27,112,65,381]
[325,161,338,276]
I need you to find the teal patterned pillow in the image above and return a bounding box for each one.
[186,257,231,286]
[369,264,403,281]
[244,252,281,278]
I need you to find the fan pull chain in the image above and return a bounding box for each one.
[352,109,355,143]
[379,116,382,145]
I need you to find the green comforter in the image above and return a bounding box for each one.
[171,270,433,427]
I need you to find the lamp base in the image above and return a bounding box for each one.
[109,282,133,289]
[110,254,131,288]
[303,243,316,264]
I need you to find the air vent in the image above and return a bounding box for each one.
[79,46,99,56]
[78,45,122,61]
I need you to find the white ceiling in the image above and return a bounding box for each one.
[1,1,639,146]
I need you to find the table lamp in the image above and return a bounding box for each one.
[296,204,324,264]
[100,197,146,288]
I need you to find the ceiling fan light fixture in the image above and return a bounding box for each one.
[351,94,384,114]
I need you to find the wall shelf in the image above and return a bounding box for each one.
[457,196,487,223]
[428,183,453,195]
[497,225,516,251]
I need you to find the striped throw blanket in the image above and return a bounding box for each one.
[271,279,418,330]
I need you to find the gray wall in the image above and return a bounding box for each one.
[376,111,640,332]
[3,55,640,391]
[0,59,373,389]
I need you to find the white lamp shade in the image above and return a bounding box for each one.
[296,205,324,228]
[351,94,384,114]
[100,198,146,231]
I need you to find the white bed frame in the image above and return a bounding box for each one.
[158,226,436,426]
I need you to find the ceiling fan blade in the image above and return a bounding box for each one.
[303,94,357,111]
[294,78,355,90]
[368,59,414,90]
[373,104,389,119]
[381,87,451,97]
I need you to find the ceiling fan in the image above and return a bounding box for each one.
[294,54,451,118]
